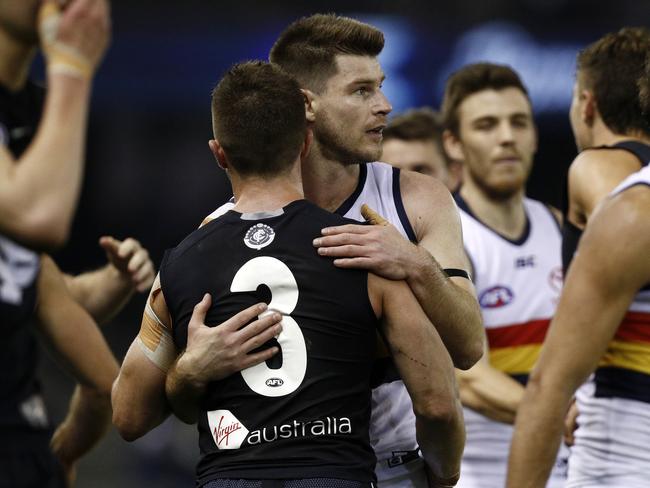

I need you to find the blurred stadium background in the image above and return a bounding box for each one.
[35,1,650,486]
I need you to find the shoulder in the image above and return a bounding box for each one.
[200,200,235,228]
[399,170,459,237]
[580,184,650,287]
[569,148,642,187]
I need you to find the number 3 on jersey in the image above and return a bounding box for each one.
[230,256,307,397]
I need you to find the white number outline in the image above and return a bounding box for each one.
[230,256,307,397]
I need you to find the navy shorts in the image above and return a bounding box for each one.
[0,449,66,488]
[203,479,374,488]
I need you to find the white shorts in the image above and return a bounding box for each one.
[375,455,427,488]
[567,382,650,487]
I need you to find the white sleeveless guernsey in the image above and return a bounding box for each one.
[569,164,650,488]
[456,195,567,488]
[335,164,418,453]
[336,163,429,486]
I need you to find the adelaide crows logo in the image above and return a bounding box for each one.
[244,223,275,250]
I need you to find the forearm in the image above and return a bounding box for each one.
[51,385,111,466]
[416,398,465,481]
[65,265,134,324]
[165,353,206,424]
[406,248,483,369]
[457,363,524,423]
[506,379,568,488]
[2,74,92,248]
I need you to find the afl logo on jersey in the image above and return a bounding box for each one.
[266,378,284,387]
[479,285,514,308]
[244,223,276,250]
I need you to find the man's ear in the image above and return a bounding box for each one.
[443,129,464,162]
[581,89,596,126]
[301,88,317,123]
[208,139,228,170]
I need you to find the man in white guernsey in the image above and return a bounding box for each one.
[268,15,483,488]
[440,63,568,487]
[507,55,650,488]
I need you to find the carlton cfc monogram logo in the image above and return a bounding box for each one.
[244,223,276,250]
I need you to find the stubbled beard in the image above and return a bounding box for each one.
[314,115,380,166]
[470,169,527,201]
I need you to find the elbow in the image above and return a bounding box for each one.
[18,212,70,250]
[452,338,483,371]
[412,390,462,426]
[111,382,149,442]
[112,409,148,442]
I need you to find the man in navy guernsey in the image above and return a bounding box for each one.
[112,61,464,488]
[0,2,157,486]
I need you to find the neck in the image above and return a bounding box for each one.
[0,29,36,91]
[460,178,527,240]
[301,139,361,212]
[590,117,650,148]
[232,165,304,214]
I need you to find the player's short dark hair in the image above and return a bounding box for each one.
[383,108,450,165]
[640,52,650,124]
[211,61,306,178]
[269,13,384,93]
[577,27,650,137]
[441,63,530,136]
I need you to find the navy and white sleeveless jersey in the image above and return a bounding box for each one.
[332,162,420,462]
[160,199,379,484]
[455,194,567,487]
[0,80,46,450]
[588,159,650,403]
[568,163,650,486]
[562,140,650,273]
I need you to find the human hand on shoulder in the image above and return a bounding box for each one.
[313,204,418,280]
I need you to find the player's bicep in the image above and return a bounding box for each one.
[136,274,177,372]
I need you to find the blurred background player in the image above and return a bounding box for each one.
[561,27,650,273]
[440,62,567,488]
[382,107,462,192]
[0,0,110,249]
[0,2,158,487]
[113,60,463,488]
[508,28,650,488]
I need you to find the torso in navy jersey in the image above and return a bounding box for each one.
[0,80,48,448]
[160,199,378,484]
[334,161,420,462]
[562,140,650,273]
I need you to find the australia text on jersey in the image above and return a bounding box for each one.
[208,409,352,450]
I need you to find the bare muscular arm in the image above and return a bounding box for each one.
[316,171,483,369]
[369,273,464,485]
[507,185,650,487]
